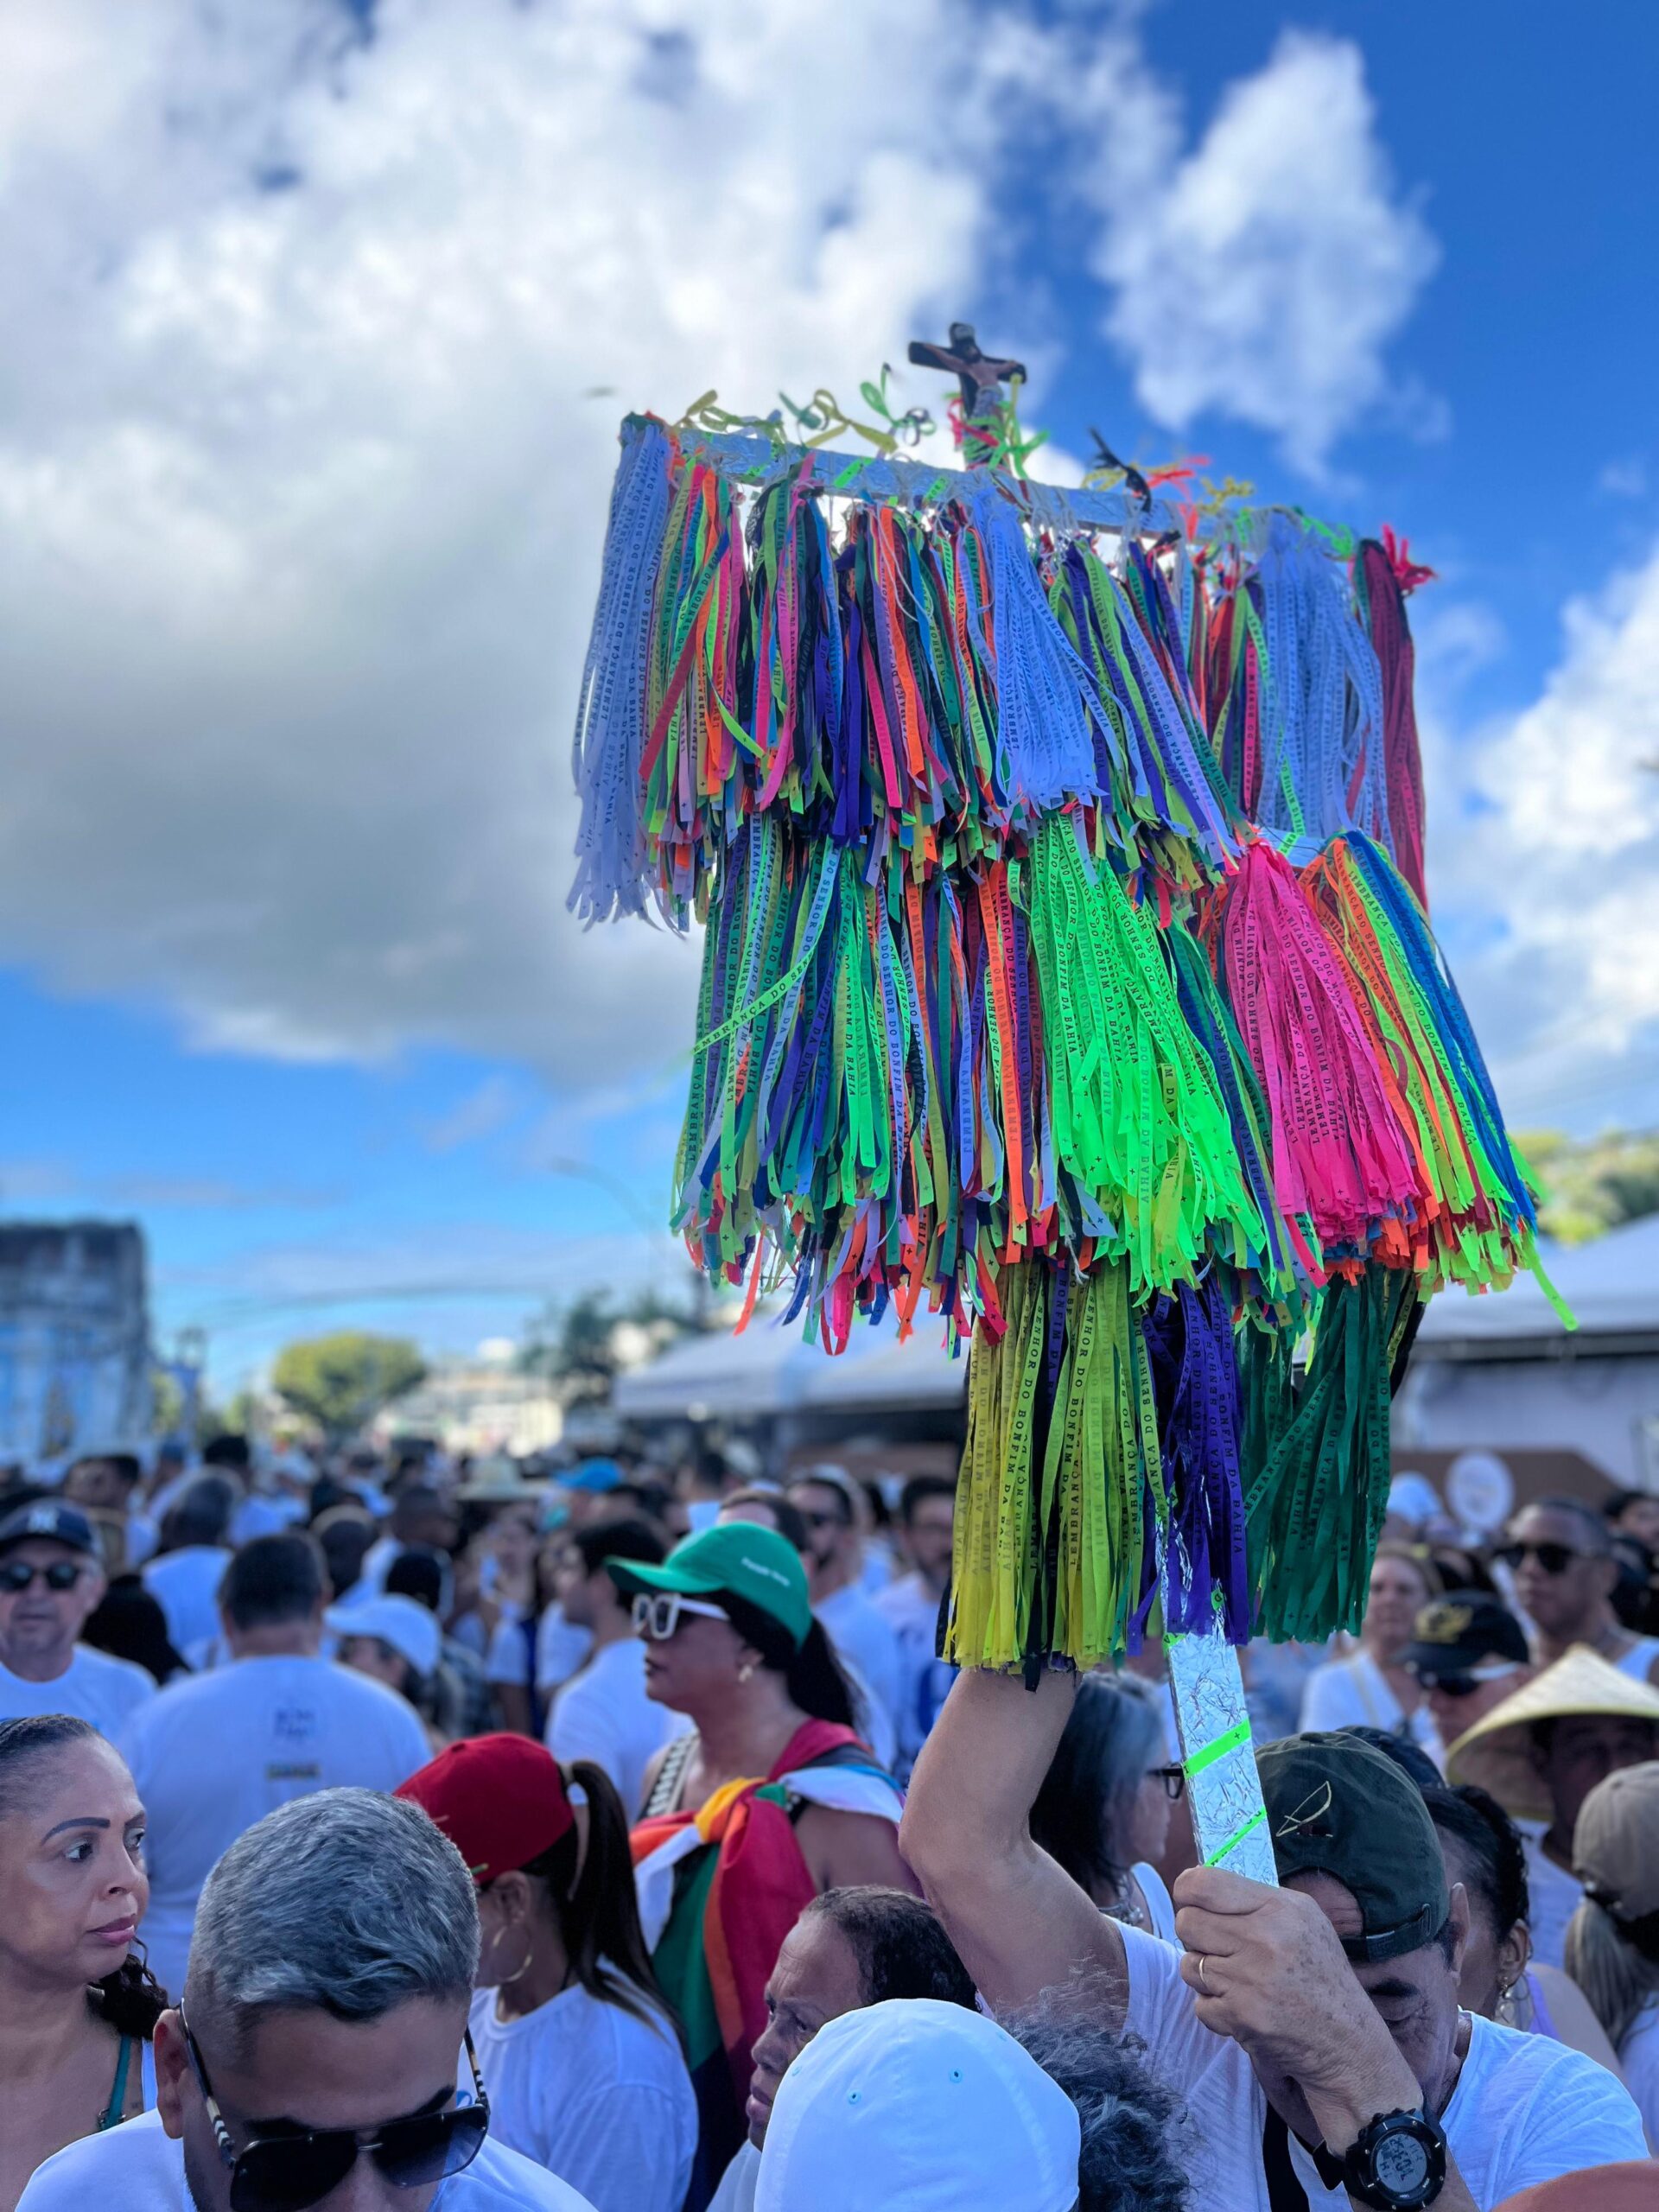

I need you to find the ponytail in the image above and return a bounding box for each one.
[525,1761,678,2040]
[94,1951,168,2039]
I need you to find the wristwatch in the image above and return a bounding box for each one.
[1312,2107,1448,2209]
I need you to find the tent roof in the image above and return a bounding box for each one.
[616,1212,1659,1416]
[612,1306,965,1420]
[1417,1211,1659,1349]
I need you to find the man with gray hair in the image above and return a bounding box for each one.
[19,1789,595,2210]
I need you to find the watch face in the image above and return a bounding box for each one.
[1375,2130,1431,2197]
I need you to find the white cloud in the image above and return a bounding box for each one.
[1433,544,1659,1120]
[0,0,998,1084]
[422,1074,522,1154]
[1074,28,1438,474]
[1599,457,1648,500]
[0,1,1447,1103]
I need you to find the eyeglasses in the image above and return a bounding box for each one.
[0,1559,85,1593]
[179,2005,490,2212]
[1495,1541,1588,1575]
[1147,1764,1187,1802]
[632,1591,730,1642]
[1408,1660,1518,1699]
[797,1508,844,1532]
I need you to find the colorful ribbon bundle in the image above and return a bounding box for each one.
[573,406,1561,1669]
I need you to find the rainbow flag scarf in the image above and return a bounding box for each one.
[630,1719,902,2204]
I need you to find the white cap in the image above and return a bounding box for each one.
[326,1594,440,1679]
[755,1999,1080,2212]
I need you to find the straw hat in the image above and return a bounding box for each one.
[1444,1646,1659,1821]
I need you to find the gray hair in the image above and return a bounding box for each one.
[185,1789,479,2054]
[1565,1895,1659,2050]
[1001,1975,1192,2212]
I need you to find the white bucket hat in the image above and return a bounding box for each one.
[327,1593,440,1680]
[755,1999,1080,2212]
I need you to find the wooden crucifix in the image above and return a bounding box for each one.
[907,322,1027,423]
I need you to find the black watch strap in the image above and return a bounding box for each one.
[1319,2107,1448,2210]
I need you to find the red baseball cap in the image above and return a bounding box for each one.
[395,1733,574,1885]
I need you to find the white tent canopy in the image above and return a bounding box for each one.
[1417,1211,1659,1348]
[615,1212,1659,1419]
[613,1305,966,1420]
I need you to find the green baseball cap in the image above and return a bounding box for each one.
[1257,1732,1450,1965]
[605,1522,812,1651]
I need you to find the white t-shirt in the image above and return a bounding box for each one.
[874,1571,955,1775]
[141,1548,233,1654]
[546,1638,690,1820]
[468,1980,696,2212]
[17,2107,595,2210]
[1520,1827,1584,1973]
[124,1511,159,1569]
[1619,1999,1659,2153]
[1119,1921,1647,2210]
[1297,1650,1443,1762]
[709,2140,760,2212]
[0,1643,155,1735]
[230,1491,307,1546]
[1132,1859,1179,1945]
[816,1584,900,1743]
[118,1653,431,1999]
[486,1607,592,1697]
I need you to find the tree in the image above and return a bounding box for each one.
[1521,1127,1659,1245]
[271,1331,426,1443]
[518,1286,697,1406]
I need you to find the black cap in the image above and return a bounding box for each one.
[0,1500,100,1559]
[1257,1732,1450,1966]
[1400,1592,1529,1679]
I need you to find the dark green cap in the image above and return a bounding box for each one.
[604,1522,813,1650]
[1257,1732,1450,1965]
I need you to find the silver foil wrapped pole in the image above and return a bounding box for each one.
[1166,1624,1278,1886]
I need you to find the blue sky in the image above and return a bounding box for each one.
[0,0,1655,1393]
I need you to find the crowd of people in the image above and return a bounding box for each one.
[2,1432,1657,2209]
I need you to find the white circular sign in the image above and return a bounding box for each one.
[1445,1450,1515,1535]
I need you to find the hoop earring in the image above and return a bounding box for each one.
[491,1926,534,1987]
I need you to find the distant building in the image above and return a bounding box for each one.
[373,1344,563,1457]
[0,1222,151,1463]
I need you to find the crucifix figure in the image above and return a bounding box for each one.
[907,322,1027,422]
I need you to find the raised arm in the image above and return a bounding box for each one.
[899,1666,1127,2018]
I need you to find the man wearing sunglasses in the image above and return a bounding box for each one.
[0,1501,156,1736]
[1497,1498,1659,1688]
[1400,1594,1532,1745]
[18,1787,594,2212]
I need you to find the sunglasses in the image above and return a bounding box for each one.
[632,1591,730,1642]
[1147,1764,1187,1802]
[180,2005,490,2212]
[1495,1541,1588,1575]
[1408,1656,1519,1696]
[0,1559,85,1593]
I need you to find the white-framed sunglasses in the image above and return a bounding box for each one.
[632,1590,730,1642]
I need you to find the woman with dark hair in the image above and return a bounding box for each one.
[1031,1675,1182,1943]
[398,1732,695,2212]
[1422,1781,1621,2071]
[612,1523,911,2209]
[0,1715,163,2209]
